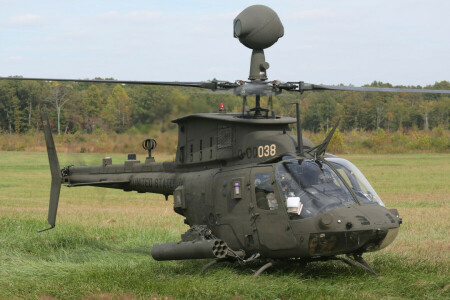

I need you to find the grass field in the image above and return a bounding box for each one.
[0,152,449,299]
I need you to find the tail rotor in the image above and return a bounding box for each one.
[38,109,62,232]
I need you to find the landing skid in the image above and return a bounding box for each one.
[346,254,377,276]
[200,255,270,277]
[201,253,377,277]
[200,249,248,273]
[200,258,229,273]
[305,254,377,276]
[253,261,274,279]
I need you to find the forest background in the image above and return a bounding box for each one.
[0,78,449,154]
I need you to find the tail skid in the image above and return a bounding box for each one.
[38,109,62,232]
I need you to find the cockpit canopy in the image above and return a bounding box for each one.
[275,158,384,219]
[327,157,385,206]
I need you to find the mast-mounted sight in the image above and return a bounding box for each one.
[233,5,284,81]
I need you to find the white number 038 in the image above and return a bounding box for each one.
[257,144,276,158]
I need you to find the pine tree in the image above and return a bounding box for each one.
[11,96,24,133]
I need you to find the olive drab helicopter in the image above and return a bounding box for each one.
[2,5,450,277]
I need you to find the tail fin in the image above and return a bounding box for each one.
[38,109,62,232]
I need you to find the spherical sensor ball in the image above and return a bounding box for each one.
[233,5,284,50]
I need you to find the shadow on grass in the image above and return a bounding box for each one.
[151,252,442,280]
[143,257,373,279]
[117,246,152,256]
[200,259,366,278]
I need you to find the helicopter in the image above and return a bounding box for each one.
[2,5,450,278]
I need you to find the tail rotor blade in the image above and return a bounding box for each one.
[42,110,61,180]
[38,109,62,232]
[41,179,62,231]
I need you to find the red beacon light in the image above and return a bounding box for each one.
[219,103,226,113]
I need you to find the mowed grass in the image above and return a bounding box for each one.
[0,152,449,299]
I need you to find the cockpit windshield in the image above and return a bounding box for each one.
[276,159,356,219]
[327,158,385,207]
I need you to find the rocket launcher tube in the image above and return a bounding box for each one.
[151,239,229,261]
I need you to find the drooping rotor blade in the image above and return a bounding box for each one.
[0,76,237,91]
[282,82,450,94]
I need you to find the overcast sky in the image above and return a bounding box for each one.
[1,0,449,86]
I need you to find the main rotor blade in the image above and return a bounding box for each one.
[0,76,224,90]
[285,82,450,94]
[3,76,448,95]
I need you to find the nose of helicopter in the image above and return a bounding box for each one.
[296,204,401,257]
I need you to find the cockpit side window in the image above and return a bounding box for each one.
[254,173,278,210]
[327,158,385,206]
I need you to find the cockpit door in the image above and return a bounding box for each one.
[251,166,297,251]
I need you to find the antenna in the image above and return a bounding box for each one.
[142,139,157,163]
[292,103,304,155]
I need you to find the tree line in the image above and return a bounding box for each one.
[0,77,449,135]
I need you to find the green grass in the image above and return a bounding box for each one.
[0,152,449,299]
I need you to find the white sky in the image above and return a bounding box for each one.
[0,0,449,86]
